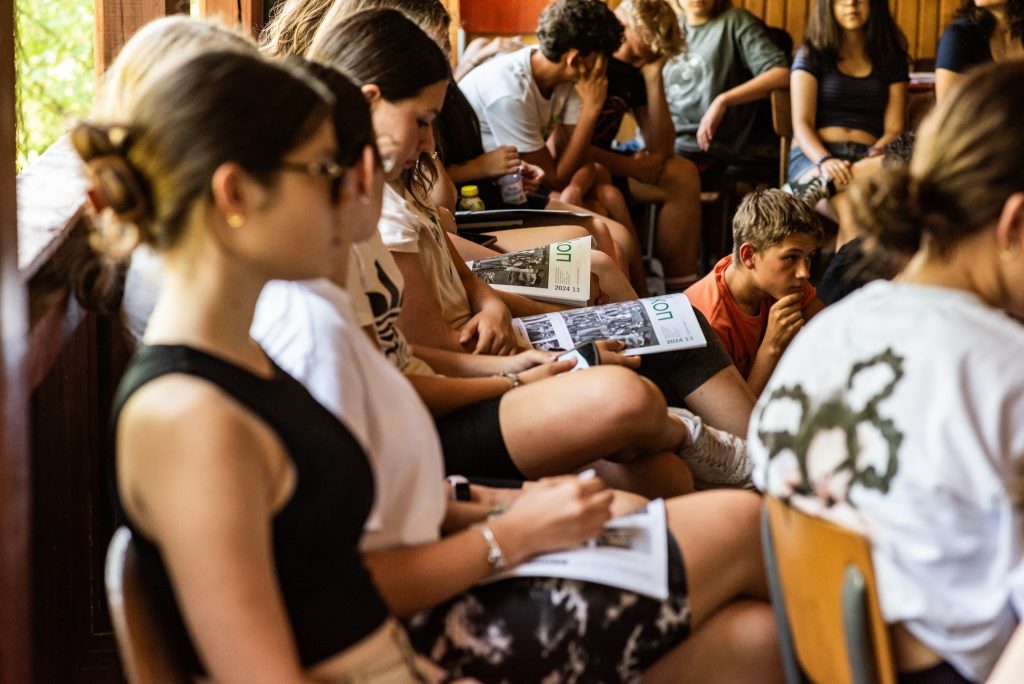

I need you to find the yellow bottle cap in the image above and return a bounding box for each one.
[460,185,479,197]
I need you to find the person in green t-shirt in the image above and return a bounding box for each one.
[663,0,789,157]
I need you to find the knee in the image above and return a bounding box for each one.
[659,157,700,194]
[596,183,626,208]
[593,367,667,433]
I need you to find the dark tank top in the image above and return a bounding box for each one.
[110,344,389,672]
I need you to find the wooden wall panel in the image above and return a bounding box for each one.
[1,0,32,680]
[461,0,550,34]
[198,0,265,36]
[94,0,182,75]
[460,0,955,60]
[442,0,460,63]
[734,0,960,62]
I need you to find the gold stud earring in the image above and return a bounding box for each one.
[1000,248,1016,262]
[226,212,246,228]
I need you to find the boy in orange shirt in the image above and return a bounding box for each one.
[685,189,824,395]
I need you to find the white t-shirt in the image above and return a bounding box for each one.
[377,183,473,332]
[122,245,163,344]
[251,278,447,551]
[748,280,1024,681]
[459,46,582,153]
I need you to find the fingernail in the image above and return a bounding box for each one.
[578,468,597,481]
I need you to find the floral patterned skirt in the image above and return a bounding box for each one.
[405,535,691,683]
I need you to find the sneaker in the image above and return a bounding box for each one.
[784,173,836,205]
[668,406,754,490]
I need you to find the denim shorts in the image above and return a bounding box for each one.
[788,141,870,184]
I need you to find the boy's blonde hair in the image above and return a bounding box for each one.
[617,0,684,58]
[731,189,823,262]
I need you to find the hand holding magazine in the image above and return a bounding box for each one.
[512,293,707,355]
[467,236,591,307]
[486,499,670,600]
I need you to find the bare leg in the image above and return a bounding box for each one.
[450,233,501,261]
[591,165,648,296]
[682,365,756,438]
[498,366,688,489]
[591,451,694,500]
[640,491,781,683]
[488,224,589,253]
[590,250,637,303]
[643,600,781,684]
[544,197,637,279]
[656,157,701,282]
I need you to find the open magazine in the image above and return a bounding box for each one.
[467,237,591,306]
[487,499,669,600]
[512,293,707,356]
[455,208,591,231]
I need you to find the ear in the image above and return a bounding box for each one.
[996,191,1024,253]
[360,83,382,105]
[210,162,250,219]
[563,48,581,70]
[350,144,379,201]
[738,242,758,269]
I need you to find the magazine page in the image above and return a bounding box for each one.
[467,237,591,306]
[487,499,669,600]
[455,208,592,231]
[511,293,707,356]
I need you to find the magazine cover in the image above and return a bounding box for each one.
[467,237,591,306]
[512,293,707,355]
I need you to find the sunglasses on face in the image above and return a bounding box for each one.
[279,159,345,205]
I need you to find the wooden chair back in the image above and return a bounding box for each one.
[105,526,193,684]
[771,89,793,185]
[762,496,897,684]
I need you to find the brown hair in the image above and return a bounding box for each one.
[732,188,824,261]
[802,0,908,67]
[77,17,258,313]
[309,9,449,210]
[956,0,1024,41]
[617,0,684,58]
[850,61,1024,258]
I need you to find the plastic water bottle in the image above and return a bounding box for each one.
[458,185,486,211]
[497,171,527,206]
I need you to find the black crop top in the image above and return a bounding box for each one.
[110,344,389,673]
[792,47,909,139]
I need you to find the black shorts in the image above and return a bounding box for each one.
[435,397,523,481]
[637,308,735,406]
[898,662,973,684]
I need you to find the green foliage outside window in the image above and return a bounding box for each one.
[14,0,94,171]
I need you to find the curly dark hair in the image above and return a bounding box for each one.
[536,0,624,62]
[957,0,1024,40]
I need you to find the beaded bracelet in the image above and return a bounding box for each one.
[496,370,521,389]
